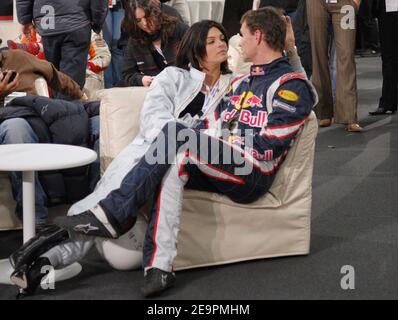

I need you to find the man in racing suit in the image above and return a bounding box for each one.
[10,7,318,298]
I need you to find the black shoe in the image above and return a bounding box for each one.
[360,49,380,58]
[369,107,397,115]
[54,211,114,238]
[10,257,52,298]
[141,268,176,298]
[9,225,69,270]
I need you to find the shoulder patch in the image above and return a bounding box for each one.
[273,99,296,113]
[279,72,306,85]
[277,89,299,102]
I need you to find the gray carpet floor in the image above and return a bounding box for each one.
[1,57,397,300]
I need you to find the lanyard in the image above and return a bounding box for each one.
[202,79,220,115]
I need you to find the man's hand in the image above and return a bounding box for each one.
[0,71,20,97]
[21,23,34,39]
[94,38,107,47]
[284,15,295,52]
[352,0,361,9]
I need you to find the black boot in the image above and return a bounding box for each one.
[9,225,69,271]
[10,257,52,298]
[141,268,176,298]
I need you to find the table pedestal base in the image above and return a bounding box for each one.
[0,259,82,286]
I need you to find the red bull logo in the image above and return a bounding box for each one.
[223,110,268,128]
[239,110,268,128]
[245,147,273,161]
[229,91,263,110]
[251,66,265,76]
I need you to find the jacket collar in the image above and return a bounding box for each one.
[249,56,288,77]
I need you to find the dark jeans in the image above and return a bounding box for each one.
[378,11,398,110]
[42,25,91,97]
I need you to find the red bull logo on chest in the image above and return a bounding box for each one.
[223,110,268,128]
[229,91,264,110]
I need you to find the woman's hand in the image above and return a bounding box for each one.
[142,75,154,87]
[0,71,19,97]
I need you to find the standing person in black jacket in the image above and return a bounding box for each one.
[221,0,253,38]
[15,0,108,94]
[259,0,298,19]
[292,0,312,78]
[120,0,188,87]
[369,0,398,115]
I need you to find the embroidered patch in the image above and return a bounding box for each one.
[277,89,299,102]
[273,99,296,113]
[280,72,306,85]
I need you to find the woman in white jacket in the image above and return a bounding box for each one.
[9,17,307,297]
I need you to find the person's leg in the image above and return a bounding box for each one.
[103,6,125,88]
[0,119,48,224]
[307,0,334,121]
[331,0,358,125]
[54,121,192,238]
[59,25,92,90]
[41,234,95,269]
[378,12,398,111]
[328,27,337,105]
[103,8,114,88]
[142,128,273,274]
[88,116,100,192]
[41,34,63,71]
[140,127,274,297]
[57,121,272,239]
[111,7,125,87]
[9,224,95,296]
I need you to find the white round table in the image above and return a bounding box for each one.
[0,144,97,285]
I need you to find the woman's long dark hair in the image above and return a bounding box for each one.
[176,20,231,75]
[122,0,178,46]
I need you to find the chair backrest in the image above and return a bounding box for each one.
[99,87,149,171]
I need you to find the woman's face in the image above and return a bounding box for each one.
[135,7,158,35]
[201,27,228,66]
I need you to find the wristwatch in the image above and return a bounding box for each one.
[285,46,297,57]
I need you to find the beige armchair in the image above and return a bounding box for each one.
[99,87,318,271]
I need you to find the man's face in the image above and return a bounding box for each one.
[239,21,258,63]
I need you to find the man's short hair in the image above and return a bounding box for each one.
[240,7,286,53]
